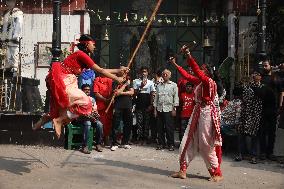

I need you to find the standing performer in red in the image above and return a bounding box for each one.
[93,76,114,145]
[33,34,127,138]
[170,45,223,182]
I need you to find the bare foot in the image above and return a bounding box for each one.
[209,176,224,182]
[33,114,51,131]
[171,171,186,179]
[52,118,63,139]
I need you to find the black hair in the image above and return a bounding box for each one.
[261,55,271,64]
[156,69,163,77]
[253,70,261,75]
[185,82,194,87]
[77,34,94,53]
[79,34,94,42]
[81,84,91,90]
[140,66,149,72]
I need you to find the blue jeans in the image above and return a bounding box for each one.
[82,120,103,147]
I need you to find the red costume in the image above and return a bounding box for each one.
[93,77,113,137]
[47,50,95,119]
[176,56,222,178]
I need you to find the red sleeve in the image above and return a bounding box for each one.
[177,66,200,85]
[187,56,209,84]
[77,50,96,68]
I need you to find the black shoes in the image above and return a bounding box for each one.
[156,145,175,151]
[156,145,165,150]
[168,145,175,151]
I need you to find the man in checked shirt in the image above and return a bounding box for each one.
[153,69,179,151]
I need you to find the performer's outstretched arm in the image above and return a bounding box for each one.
[77,52,125,83]
[186,55,209,84]
[168,57,200,85]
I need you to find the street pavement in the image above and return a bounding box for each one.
[0,144,283,189]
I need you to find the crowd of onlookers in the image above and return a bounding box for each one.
[74,58,284,165]
[221,59,284,164]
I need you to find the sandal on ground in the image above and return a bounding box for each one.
[171,171,186,179]
[209,175,224,182]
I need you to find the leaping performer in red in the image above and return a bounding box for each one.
[169,45,223,182]
[33,34,128,138]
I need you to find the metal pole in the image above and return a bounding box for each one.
[44,0,62,113]
[256,0,267,68]
[51,0,62,64]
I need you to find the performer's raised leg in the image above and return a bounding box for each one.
[52,109,75,138]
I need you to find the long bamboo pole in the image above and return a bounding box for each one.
[105,0,163,113]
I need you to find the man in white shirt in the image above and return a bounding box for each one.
[133,66,156,144]
[153,69,179,151]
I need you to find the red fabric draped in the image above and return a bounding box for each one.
[47,62,70,118]
[47,62,93,118]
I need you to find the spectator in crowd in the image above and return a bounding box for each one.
[278,64,284,129]
[259,59,281,160]
[220,85,243,161]
[238,71,263,164]
[133,66,156,145]
[78,69,96,96]
[78,84,103,154]
[153,69,179,151]
[153,69,164,86]
[278,63,284,108]
[111,75,134,151]
[148,69,164,144]
[93,75,113,146]
[177,66,191,96]
[179,82,195,141]
[177,66,192,143]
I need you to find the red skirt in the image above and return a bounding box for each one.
[47,62,92,118]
